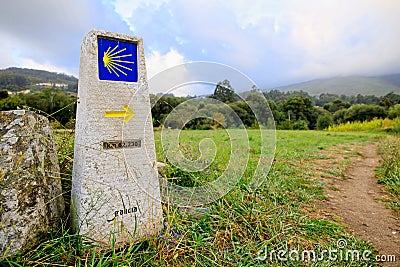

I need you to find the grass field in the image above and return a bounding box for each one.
[3,129,392,266]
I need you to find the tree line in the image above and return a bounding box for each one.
[0,88,76,127]
[1,79,400,130]
[151,80,400,130]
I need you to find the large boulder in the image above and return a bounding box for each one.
[0,110,65,257]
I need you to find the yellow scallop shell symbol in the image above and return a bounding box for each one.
[102,45,135,77]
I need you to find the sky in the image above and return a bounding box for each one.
[0,0,399,90]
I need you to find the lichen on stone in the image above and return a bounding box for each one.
[0,110,65,257]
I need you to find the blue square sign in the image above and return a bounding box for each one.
[98,37,138,82]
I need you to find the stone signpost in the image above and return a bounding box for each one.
[71,30,162,247]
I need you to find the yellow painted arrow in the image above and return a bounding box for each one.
[104,105,135,123]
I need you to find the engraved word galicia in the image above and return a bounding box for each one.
[107,207,138,222]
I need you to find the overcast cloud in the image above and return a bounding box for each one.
[0,0,399,88]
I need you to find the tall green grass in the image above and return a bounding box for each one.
[2,130,384,266]
[377,136,400,216]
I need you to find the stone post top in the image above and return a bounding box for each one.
[82,29,143,45]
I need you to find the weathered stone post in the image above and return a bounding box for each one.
[0,110,65,257]
[71,30,163,248]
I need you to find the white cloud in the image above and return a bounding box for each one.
[146,48,185,78]
[0,0,109,76]
[112,0,169,31]
[1,0,399,88]
[17,57,77,76]
[176,0,400,83]
[282,0,400,79]
[0,31,77,75]
[228,0,280,29]
[0,33,18,68]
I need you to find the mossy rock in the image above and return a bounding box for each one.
[0,110,65,258]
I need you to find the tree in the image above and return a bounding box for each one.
[0,74,28,88]
[388,104,400,119]
[210,79,236,103]
[293,120,308,130]
[0,90,9,99]
[380,92,400,108]
[316,93,341,106]
[267,100,281,123]
[245,90,272,126]
[52,91,76,124]
[25,93,48,112]
[0,96,26,110]
[379,97,393,108]
[23,88,76,124]
[281,96,307,121]
[212,112,227,129]
[279,95,319,129]
[333,109,347,124]
[344,104,387,122]
[323,99,351,113]
[316,115,333,130]
[150,95,186,127]
[228,101,255,127]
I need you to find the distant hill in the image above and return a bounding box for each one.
[269,74,400,96]
[0,67,78,92]
[374,73,400,87]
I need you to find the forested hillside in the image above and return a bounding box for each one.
[0,67,78,92]
[271,74,400,96]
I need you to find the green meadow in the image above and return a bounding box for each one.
[4,129,397,266]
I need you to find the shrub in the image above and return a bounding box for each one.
[328,117,400,132]
[316,115,333,130]
[388,104,400,119]
[293,120,309,130]
[344,104,387,122]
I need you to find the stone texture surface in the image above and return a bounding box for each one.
[72,30,162,248]
[0,110,65,257]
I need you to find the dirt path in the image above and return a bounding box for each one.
[322,143,400,266]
